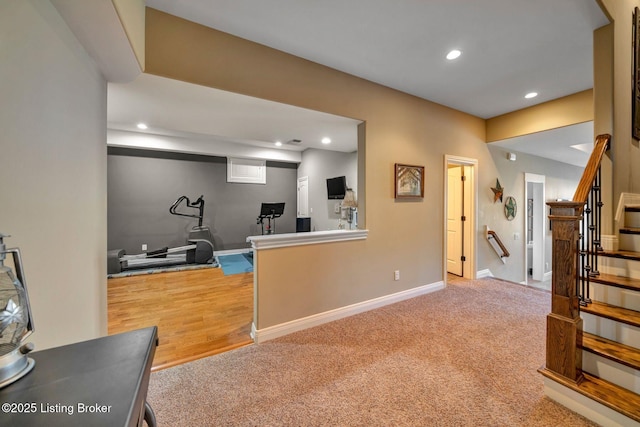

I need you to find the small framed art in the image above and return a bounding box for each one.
[395,163,424,199]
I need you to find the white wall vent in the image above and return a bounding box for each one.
[227,157,266,184]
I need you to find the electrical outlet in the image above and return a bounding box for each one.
[513,232,520,241]
[142,244,147,251]
[394,270,400,281]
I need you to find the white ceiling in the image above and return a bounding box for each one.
[109,1,610,164]
[490,121,594,167]
[108,74,361,153]
[146,0,609,119]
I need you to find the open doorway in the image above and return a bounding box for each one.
[444,155,477,282]
[524,173,548,289]
[107,73,363,369]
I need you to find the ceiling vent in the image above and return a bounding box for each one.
[286,139,302,145]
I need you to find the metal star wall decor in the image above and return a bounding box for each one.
[491,179,504,203]
[504,196,517,220]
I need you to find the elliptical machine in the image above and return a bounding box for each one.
[169,195,214,263]
[107,195,215,274]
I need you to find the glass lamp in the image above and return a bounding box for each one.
[0,234,35,389]
[342,188,358,229]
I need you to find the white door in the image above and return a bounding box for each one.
[447,166,463,276]
[297,176,309,217]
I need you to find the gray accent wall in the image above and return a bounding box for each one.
[108,148,297,254]
[297,148,358,231]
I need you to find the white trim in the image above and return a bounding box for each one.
[250,322,257,341]
[543,377,640,427]
[615,192,640,226]
[253,281,445,343]
[476,269,493,278]
[524,173,546,285]
[247,229,368,250]
[214,248,251,256]
[601,234,619,252]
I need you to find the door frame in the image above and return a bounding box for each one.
[444,155,477,283]
[524,173,546,285]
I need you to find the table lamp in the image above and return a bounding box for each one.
[0,233,35,388]
[342,188,358,229]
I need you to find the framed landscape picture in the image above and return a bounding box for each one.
[395,163,424,199]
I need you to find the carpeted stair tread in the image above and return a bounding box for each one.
[539,367,640,422]
[582,332,640,371]
[581,301,640,328]
[598,249,640,262]
[583,273,640,292]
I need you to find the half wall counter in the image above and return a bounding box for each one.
[247,229,368,250]
[246,229,369,343]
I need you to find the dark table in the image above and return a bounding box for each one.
[0,326,157,427]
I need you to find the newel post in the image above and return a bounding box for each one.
[546,200,584,383]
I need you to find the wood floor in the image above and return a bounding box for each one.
[108,267,254,371]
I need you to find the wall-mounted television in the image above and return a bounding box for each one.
[326,176,347,199]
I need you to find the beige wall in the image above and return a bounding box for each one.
[112,0,146,70]
[145,9,488,329]
[596,0,640,208]
[594,23,614,234]
[0,1,107,349]
[486,90,593,142]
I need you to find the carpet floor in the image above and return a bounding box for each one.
[147,277,596,426]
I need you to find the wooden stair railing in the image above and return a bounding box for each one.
[485,226,510,262]
[543,133,610,384]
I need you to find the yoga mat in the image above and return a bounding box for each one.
[218,253,253,275]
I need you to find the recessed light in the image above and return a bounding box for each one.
[137,123,148,130]
[321,137,331,145]
[446,50,462,60]
[275,141,282,147]
[524,92,538,99]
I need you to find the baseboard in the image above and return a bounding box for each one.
[601,234,619,252]
[543,377,640,427]
[476,269,493,279]
[214,248,251,256]
[253,281,445,343]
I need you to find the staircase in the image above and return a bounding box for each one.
[579,207,640,422]
[540,135,640,426]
